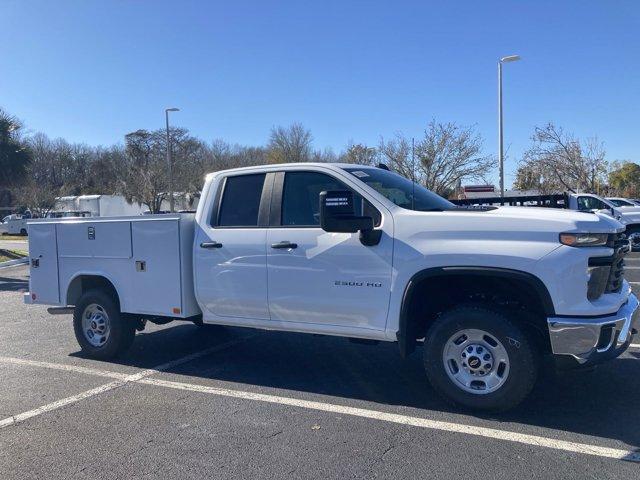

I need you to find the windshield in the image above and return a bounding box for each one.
[343,167,455,211]
[608,198,633,207]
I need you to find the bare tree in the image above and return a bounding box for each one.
[340,142,377,165]
[311,147,338,163]
[379,121,493,196]
[516,123,608,193]
[117,128,211,212]
[118,129,168,213]
[15,180,58,217]
[267,123,313,163]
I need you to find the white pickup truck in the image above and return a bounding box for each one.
[4,215,29,235]
[565,193,640,250]
[25,163,639,411]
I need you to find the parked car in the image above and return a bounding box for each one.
[25,163,638,411]
[5,216,28,235]
[606,197,640,207]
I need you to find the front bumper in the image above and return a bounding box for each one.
[547,293,639,366]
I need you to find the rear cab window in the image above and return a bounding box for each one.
[215,173,266,227]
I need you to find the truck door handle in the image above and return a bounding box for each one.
[271,241,297,249]
[200,241,223,249]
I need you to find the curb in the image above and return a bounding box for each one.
[0,258,29,269]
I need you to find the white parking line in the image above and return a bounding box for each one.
[0,335,253,429]
[139,377,640,463]
[1,353,638,463]
[0,357,129,380]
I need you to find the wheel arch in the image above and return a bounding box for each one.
[65,273,121,308]
[397,267,555,358]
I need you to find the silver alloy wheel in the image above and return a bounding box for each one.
[81,303,111,347]
[628,232,640,248]
[442,328,510,395]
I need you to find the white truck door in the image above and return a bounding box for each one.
[266,171,393,331]
[194,172,270,320]
[28,223,60,304]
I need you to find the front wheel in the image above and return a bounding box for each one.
[423,305,538,412]
[626,226,640,252]
[73,289,135,359]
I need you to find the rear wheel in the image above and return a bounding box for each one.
[423,305,538,412]
[20,228,27,235]
[73,289,135,359]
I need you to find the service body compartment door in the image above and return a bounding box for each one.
[29,223,60,304]
[130,220,183,316]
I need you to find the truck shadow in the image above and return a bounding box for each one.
[0,275,28,292]
[76,323,640,449]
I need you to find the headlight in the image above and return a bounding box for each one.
[559,233,609,247]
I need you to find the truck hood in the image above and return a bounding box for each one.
[394,205,624,240]
[484,206,623,233]
[606,207,640,226]
[392,205,626,279]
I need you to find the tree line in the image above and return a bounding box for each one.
[0,106,637,215]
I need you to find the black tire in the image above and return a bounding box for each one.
[73,289,135,359]
[20,228,27,236]
[423,304,538,412]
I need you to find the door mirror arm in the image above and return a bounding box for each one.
[359,228,382,246]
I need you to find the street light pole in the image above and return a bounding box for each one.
[498,55,520,200]
[165,107,180,213]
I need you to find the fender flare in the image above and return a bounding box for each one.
[64,271,121,306]
[397,266,555,357]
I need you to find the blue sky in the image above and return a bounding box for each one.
[1,0,638,186]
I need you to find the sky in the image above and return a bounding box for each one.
[1,0,639,187]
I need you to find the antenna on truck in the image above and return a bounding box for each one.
[411,137,416,211]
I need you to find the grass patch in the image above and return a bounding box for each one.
[0,234,28,241]
[0,249,28,263]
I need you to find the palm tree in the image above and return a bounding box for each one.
[0,109,31,187]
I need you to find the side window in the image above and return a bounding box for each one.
[281,171,382,227]
[216,173,266,227]
[577,197,589,210]
[577,196,606,211]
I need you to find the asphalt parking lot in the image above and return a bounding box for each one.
[1,257,640,479]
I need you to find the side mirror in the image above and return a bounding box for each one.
[320,190,372,232]
[319,190,381,246]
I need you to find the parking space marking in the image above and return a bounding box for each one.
[1,353,638,463]
[138,377,640,463]
[0,335,254,429]
[0,357,129,380]
[630,344,640,349]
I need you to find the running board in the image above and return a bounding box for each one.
[47,307,74,315]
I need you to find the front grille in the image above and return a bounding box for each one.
[606,232,629,294]
[587,232,629,300]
